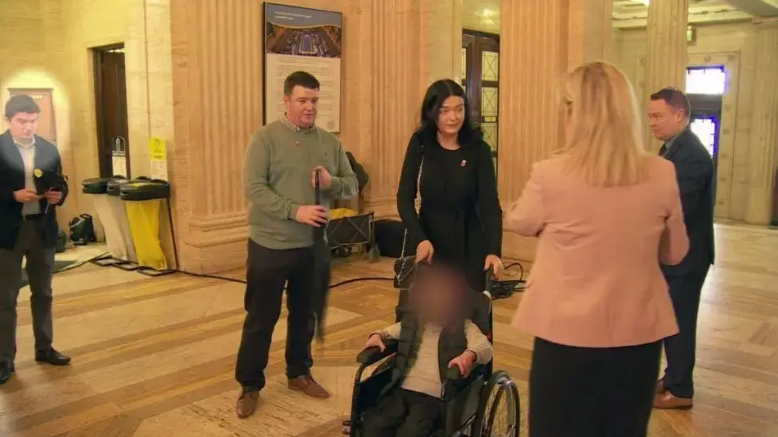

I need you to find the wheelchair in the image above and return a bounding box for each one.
[342,272,521,437]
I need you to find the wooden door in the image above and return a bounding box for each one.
[462,31,500,173]
[8,88,57,143]
[94,47,130,178]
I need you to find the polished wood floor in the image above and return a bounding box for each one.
[1,223,777,436]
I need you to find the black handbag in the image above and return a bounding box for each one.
[393,143,424,289]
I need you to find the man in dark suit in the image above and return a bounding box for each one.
[0,94,71,385]
[648,88,715,409]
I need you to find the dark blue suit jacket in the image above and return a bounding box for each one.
[0,130,68,250]
[660,128,715,277]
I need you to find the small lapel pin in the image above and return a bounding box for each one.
[460,160,467,167]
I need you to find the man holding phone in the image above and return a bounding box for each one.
[0,94,70,385]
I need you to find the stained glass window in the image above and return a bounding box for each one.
[482,51,499,81]
[690,118,716,157]
[482,122,498,151]
[686,67,725,95]
[481,87,498,117]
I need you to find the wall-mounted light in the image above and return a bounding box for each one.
[480,8,495,25]
[638,0,650,5]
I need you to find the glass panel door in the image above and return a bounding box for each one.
[462,31,500,173]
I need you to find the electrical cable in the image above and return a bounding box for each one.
[57,201,525,293]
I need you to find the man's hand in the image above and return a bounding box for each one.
[365,333,386,351]
[448,350,477,377]
[13,189,41,204]
[312,166,332,190]
[45,190,62,205]
[295,205,328,227]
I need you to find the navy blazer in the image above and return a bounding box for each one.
[0,130,68,250]
[660,128,715,276]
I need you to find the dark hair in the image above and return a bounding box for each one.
[283,71,320,95]
[417,79,482,144]
[5,94,40,119]
[650,87,691,118]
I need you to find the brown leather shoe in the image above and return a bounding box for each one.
[288,374,330,399]
[656,379,666,394]
[236,388,259,419]
[654,391,693,410]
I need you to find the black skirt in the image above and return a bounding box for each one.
[529,337,662,437]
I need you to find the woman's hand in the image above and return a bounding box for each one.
[415,240,434,263]
[484,254,503,279]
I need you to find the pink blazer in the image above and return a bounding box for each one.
[506,156,689,348]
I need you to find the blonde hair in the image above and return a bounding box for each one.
[561,61,648,187]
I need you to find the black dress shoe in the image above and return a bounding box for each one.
[35,349,71,366]
[0,362,14,385]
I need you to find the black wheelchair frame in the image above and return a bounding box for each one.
[343,273,521,437]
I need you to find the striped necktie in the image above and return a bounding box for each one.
[659,143,668,157]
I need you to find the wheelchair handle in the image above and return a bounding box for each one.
[485,267,494,292]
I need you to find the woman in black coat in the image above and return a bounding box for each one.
[396,79,503,293]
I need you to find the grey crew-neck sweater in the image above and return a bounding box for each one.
[244,120,359,249]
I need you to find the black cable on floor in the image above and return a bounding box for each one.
[67,242,524,294]
[174,268,394,289]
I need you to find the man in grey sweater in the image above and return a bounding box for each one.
[235,71,358,419]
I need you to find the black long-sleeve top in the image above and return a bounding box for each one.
[396,131,502,289]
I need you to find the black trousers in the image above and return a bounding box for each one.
[235,240,317,390]
[529,337,662,437]
[0,221,56,364]
[662,266,709,399]
[361,387,440,437]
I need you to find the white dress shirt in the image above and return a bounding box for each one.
[15,138,41,216]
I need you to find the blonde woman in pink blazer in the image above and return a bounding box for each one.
[505,62,689,437]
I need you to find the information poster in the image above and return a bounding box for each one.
[263,3,343,132]
[147,137,168,181]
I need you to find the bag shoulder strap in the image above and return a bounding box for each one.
[395,142,424,280]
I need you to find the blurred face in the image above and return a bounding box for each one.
[284,85,319,128]
[648,99,686,141]
[435,96,465,137]
[410,268,466,324]
[5,112,38,140]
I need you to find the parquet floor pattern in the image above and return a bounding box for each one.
[1,223,777,436]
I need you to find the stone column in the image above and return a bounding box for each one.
[498,0,612,261]
[126,0,174,179]
[744,18,778,225]
[359,0,462,217]
[643,0,689,151]
[567,0,613,67]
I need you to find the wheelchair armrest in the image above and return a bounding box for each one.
[356,340,398,366]
[445,365,465,380]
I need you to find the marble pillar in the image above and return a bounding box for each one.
[567,0,613,67]
[744,18,778,225]
[643,0,689,152]
[357,0,462,218]
[498,0,612,261]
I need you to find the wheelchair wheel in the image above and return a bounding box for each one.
[471,371,520,437]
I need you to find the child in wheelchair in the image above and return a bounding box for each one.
[360,264,493,437]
